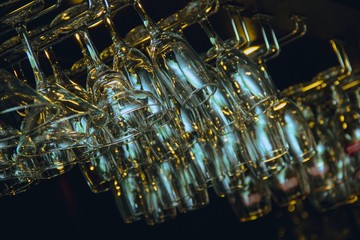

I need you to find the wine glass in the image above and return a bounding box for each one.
[123,0,218,49]
[0,69,59,143]
[0,0,116,178]
[51,2,168,147]
[341,71,360,108]
[281,77,357,211]
[43,47,107,120]
[198,17,277,116]
[111,167,145,224]
[100,0,170,110]
[0,122,19,172]
[203,64,289,181]
[140,166,178,225]
[99,3,221,202]
[0,120,40,197]
[226,168,272,222]
[203,63,289,181]
[0,153,39,197]
[9,26,102,178]
[132,0,217,109]
[136,107,210,212]
[0,69,75,177]
[0,69,62,180]
[306,111,358,212]
[272,97,317,163]
[328,85,360,194]
[265,153,311,208]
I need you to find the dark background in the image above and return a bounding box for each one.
[1,167,360,240]
[1,0,360,239]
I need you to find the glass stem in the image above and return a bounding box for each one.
[15,22,47,89]
[44,47,62,84]
[44,47,88,99]
[198,18,224,52]
[104,16,129,56]
[133,0,161,38]
[226,8,250,47]
[12,62,26,83]
[330,39,352,75]
[75,28,107,73]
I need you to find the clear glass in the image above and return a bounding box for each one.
[266,154,311,207]
[111,169,145,224]
[50,2,168,148]
[132,0,217,109]
[0,69,59,142]
[240,109,289,180]
[305,109,357,212]
[226,169,272,222]
[199,18,277,116]
[273,97,317,163]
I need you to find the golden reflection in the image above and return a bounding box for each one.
[89,19,103,28]
[273,101,287,111]
[57,165,65,171]
[301,80,324,92]
[68,0,83,4]
[339,115,345,122]
[243,46,260,56]
[288,204,296,212]
[342,79,360,91]
[205,6,213,14]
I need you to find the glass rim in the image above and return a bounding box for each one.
[0,178,38,197]
[16,131,88,157]
[181,83,217,109]
[0,102,60,142]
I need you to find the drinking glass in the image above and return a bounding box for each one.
[0,70,71,179]
[0,122,19,172]
[78,128,119,193]
[240,109,289,180]
[199,17,277,116]
[226,168,272,222]
[43,47,108,131]
[51,2,168,147]
[0,69,59,143]
[99,0,170,109]
[111,168,145,223]
[142,116,209,212]
[0,154,39,197]
[272,97,317,163]
[171,102,227,195]
[341,72,360,108]
[132,0,217,109]
[0,121,39,196]
[265,154,310,207]
[305,106,358,212]
[140,166,178,225]
[330,84,360,195]
[1,1,114,178]
[205,64,288,181]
